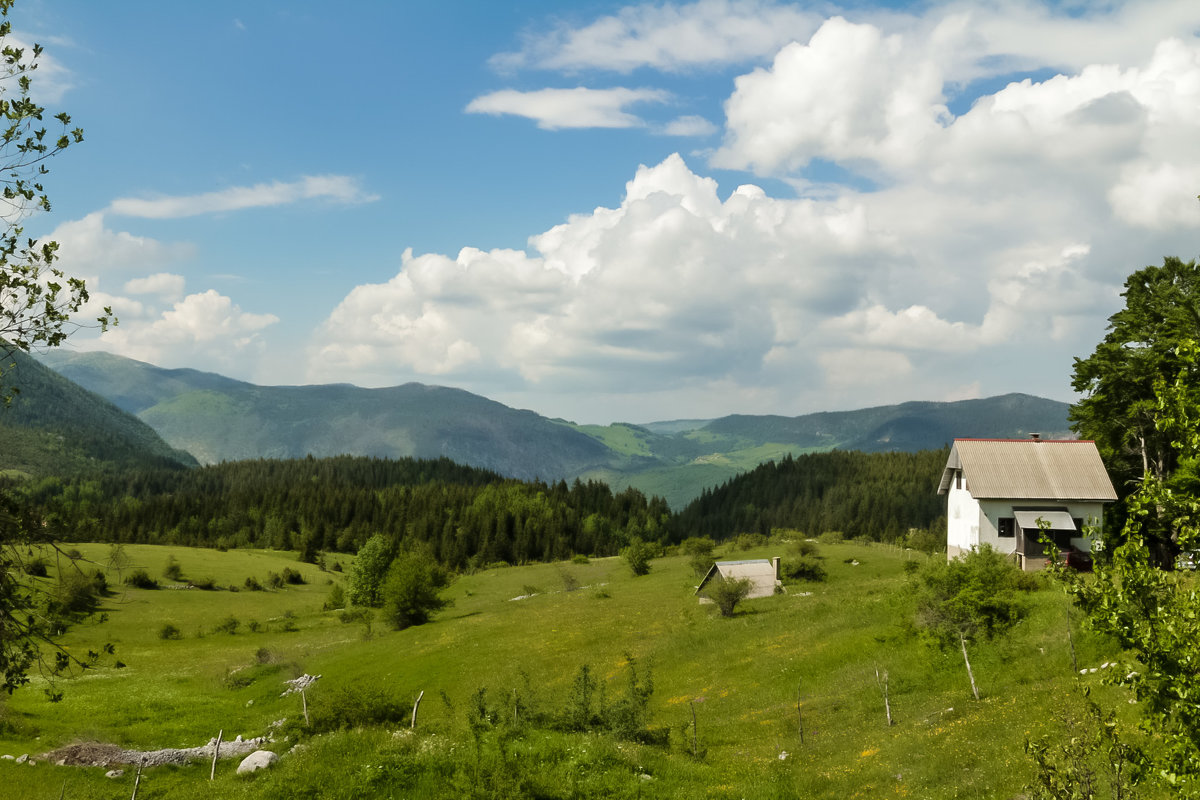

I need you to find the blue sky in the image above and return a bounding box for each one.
[12,0,1200,423]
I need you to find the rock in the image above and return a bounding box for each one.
[15,754,28,764]
[0,755,12,760]
[105,769,125,779]
[236,750,278,775]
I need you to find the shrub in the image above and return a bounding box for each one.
[255,647,273,664]
[906,529,945,555]
[266,571,284,590]
[381,551,450,630]
[247,620,261,633]
[48,569,100,621]
[338,607,372,625]
[792,539,820,558]
[90,569,109,596]
[159,623,182,640]
[244,576,263,591]
[162,556,183,582]
[125,569,159,589]
[307,683,409,733]
[282,567,305,585]
[324,582,346,611]
[65,548,83,560]
[682,536,716,577]
[279,610,299,632]
[706,577,753,617]
[818,531,845,544]
[190,576,217,590]
[213,615,240,635]
[734,532,769,551]
[24,557,48,578]
[571,554,589,565]
[781,557,827,582]
[621,537,654,577]
[347,534,395,607]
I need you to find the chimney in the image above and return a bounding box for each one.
[1030,433,1041,442]
[772,556,780,581]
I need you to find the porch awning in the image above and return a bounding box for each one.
[1014,510,1076,532]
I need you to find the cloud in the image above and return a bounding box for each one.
[465,87,669,129]
[95,290,279,371]
[42,212,195,276]
[491,0,820,73]
[123,272,186,301]
[107,175,379,219]
[659,115,718,136]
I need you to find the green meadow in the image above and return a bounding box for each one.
[0,541,1153,799]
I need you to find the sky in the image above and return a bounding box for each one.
[10,0,1200,424]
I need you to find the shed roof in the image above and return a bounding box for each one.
[937,438,1116,501]
[695,559,779,599]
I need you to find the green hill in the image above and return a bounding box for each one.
[0,349,196,478]
[0,541,1133,799]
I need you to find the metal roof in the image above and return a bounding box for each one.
[696,559,779,599]
[1014,510,1076,531]
[937,438,1117,501]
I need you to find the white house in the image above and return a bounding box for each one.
[696,558,781,603]
[937,436,1117,570]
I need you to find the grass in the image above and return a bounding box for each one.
[0,541,1164,799]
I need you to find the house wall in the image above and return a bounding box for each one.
[946,469,979,559]
[978,500,1105,554]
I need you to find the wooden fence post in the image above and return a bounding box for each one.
[411,690,424,729]
[210,729,223,780]
[796,683,805,745]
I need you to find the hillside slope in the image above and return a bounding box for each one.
[40,351,1071,505]
[0,349,197,477]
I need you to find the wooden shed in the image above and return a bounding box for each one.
[696,558,781,603]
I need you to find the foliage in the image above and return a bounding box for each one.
[380,550,450,630]
[347,533,394,607]
[905,527,945,555]
[123,568,158,589]
[734,532,768,550]
[323,581,345,611]
[913,545,1032,699]
[1025,691,1140,799]
[305,682,411,734]
[0,0,109,400]
[681,535,715,576]
[162,555,183,582]
[620,537,654,576]
[212,615,240,635]
[1050,342,1200,794]
[1071,257,1200,551]
[674,449,947,543]
[706,576,752,617]
[158,623,181,640]
[780,556,827,582]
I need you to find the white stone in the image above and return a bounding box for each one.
[236,750,279,776]
[105,770,124,779]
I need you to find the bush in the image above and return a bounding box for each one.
[24,557,48,578]
[162,556,183,582]
[282,567,305,585]
[338,607,372,625]
[381,551,450,630]
[159,623,182,640]
[792,539,820,558]
[324,582,346,611]
[682,536,716,577]
[818,531,844,544]
[213,615,241,635]
[48,569,100,621]
[571,554,589,565]
[266,571,284,590]
[780,556,827,582]
[244,576,263,591]
[734,532,769,551]
[125,569,159,589]
[190,576,217,590]
[347,534,395,607]
[307,683,409,733]
[906,529,945,555]
[621,538,654,577]
[279,610,299,632]
[706,577,753,617]
[90,569,109,596]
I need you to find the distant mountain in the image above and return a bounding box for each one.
[39,351,1072,507]
[0,349,197,478]
[40,351,611,481]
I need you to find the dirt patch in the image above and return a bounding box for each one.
[45,736,268,768]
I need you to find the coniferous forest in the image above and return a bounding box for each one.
[9,448,948,568]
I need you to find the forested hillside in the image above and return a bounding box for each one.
[673,449,948,541]
[16,456,671,568]
[0,349,197,477]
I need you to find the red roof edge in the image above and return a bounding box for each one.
[951,437,1093,444]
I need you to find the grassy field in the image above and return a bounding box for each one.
[0,540,1154,799]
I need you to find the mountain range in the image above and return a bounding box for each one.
[31,350,1073,507]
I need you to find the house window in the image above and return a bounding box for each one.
[998,518,1015,538]
[955,470,962,490]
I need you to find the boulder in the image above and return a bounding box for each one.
[105,770,124,779]
[236,750,278,775]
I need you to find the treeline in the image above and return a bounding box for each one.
[672,449,947,542]
[13,455,671,569]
